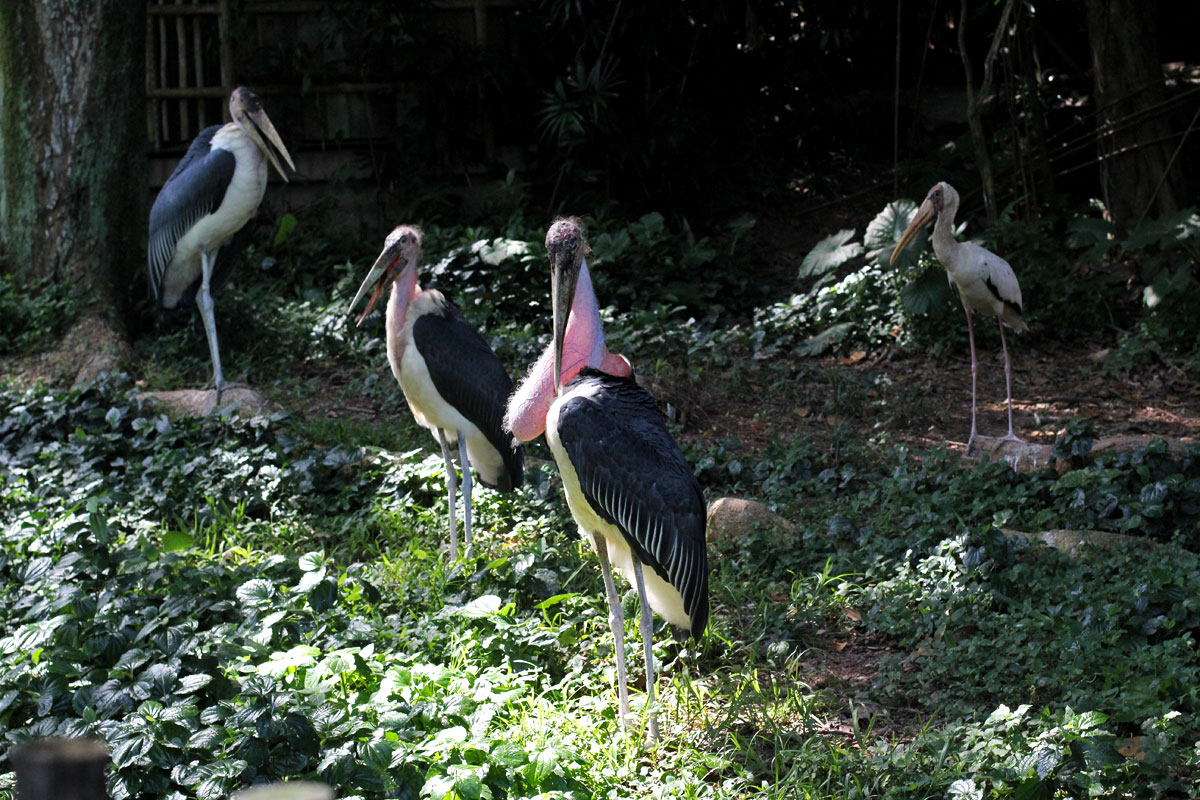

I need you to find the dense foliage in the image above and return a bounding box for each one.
[4,212,1200,796]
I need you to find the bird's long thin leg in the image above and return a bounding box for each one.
[592,531,631,728]
[965,308,979,451]
[437,429,459,560]
[631,557,660,742]
[998,320,1023,442]
[457,430,473,557]
[197,247,226,404]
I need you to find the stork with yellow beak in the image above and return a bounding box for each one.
[891,181,1028,447]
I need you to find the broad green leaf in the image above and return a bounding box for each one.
[321,648,358,675]
[797,321,855,356]
[261,610,287,629]
[456,594,503,618]
[186,727,226,749]
[110,734,152,768]
[489,741,528,768]
[161,530,194,552]
[273,212,298,246]
[257,645,321,677]
[299,551,327,572]
[359,738,393,772]
[865,198,918,254]
[114,648,152,673]
[176,674,212,694]
[297,567,327,593]
[455,774,484,800]
[161,701,199,722]
[948,778,982,800]
[799,230,862,279]
[1072,710,1108,730]
[527,746,560,787]
[422,774,456,800]
[535,592,578,610]
[433,725,469,746]
[309,578,338,612]
[900,269,953,315]
[475,237,535,265]
[236,579,276,606]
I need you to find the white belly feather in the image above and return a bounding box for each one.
[159,129,268,307]
[388,292,507,486]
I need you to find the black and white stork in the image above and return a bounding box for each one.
[148,87,295,403]
[349,225,524,560]
[506,218,708,740]
[891,181,1028,448]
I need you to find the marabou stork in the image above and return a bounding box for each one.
[891,182,1028,448]
[148,87,295,403]
[349,225,524,560]
[505,218,709,740]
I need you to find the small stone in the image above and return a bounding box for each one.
[136,387,275,419]
[706,497,798,546]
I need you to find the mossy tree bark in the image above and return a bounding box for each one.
[1084,0,1183,231]
[0,0,144,380]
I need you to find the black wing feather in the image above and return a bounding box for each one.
[412,301,524,490]
[984,275,1024,317]
[148,126,236,308]
[556,369,709,637]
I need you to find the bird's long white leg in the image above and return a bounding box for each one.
[998,320,1023,442]
[965,308,979,451]
[593,531,631,728]
[197,247,226,404]
[457,429,473,556]
[437,429,459,560]
[631,557,660,742]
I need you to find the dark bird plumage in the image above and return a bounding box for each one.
[349,225,524,559]
[412,301,524,491]
[555,368,709,637]
[506,218,709,741]
[146,87,294,401]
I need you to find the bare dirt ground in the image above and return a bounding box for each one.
[664,338,1200,461]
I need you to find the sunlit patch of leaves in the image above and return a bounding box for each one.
[7,193,1200,798]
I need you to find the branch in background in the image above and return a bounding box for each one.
[958,0,996,224]
[958,0,1014,226]
[980,0,1015,100]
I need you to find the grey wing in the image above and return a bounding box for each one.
[412,306,524,490]
[147,133,236,308]
[557,386,709,636]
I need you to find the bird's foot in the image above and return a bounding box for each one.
[965,433,1029,459]
[207,379,251,394]
[204,381,254,412]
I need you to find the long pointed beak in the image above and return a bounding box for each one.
[551,257,580,397]
[890,199,936,266]
[348,245,399,326]
[244,107,296,182]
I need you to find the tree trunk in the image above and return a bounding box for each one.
[0,0,143,380]
[1083,0,1182,230]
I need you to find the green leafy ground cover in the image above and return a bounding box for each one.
[2,211,1199,798]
